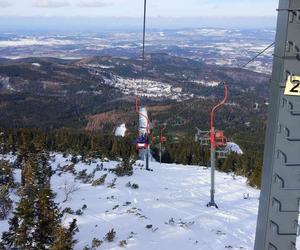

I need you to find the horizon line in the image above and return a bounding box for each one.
[0,16,277,19]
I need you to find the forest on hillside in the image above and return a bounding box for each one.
[0,128,263,188]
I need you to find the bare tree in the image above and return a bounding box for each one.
[62,180,80,203]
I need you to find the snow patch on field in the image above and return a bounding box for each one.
[194,80,220,87]
[0,38,74,47]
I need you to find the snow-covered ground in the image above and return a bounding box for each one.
[0,38,74,47]
[0,153,262,249]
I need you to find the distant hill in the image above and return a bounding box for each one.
[0,54,269,148]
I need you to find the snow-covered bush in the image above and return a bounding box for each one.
[92,174,107,186]
[105,229,116,242]
[112,158,134,177]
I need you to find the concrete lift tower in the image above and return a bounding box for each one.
[254,0,300,249]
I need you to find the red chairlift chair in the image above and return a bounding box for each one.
[214,130,227,147]
[214,130,228,159]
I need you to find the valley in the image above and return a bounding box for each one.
[0,54,269,141]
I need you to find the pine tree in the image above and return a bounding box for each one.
[248,153,263,188]
[1,141,74,249]
[34,188,60,249]
[0,185,12,220]
[0,160,14,187]
[13,198,36,249]
[51,219,78,250]
[1,135,79,249]
[1,216,19,248]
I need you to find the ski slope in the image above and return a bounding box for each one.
[0,153,276,249]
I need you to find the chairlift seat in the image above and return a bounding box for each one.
[135,135,149,150]
[136,143,148,150]
[215,131,224,138]
[216,150,227,159]
[215,130,227,147]
[195,129,210,146]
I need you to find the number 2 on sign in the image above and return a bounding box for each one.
[284,75,300,96]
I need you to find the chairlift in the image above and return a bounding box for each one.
[135,134,149,150]
[159,123,167,143]
[195,128,210,146]
[216,149,227,159]
[215,130,227,147]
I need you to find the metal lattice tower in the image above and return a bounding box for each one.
[254,0,300,249]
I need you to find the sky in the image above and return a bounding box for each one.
[0,0,278,18]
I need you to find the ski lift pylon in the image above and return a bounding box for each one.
[206,82,228,209]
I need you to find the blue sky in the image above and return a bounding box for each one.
[0,0,278,17]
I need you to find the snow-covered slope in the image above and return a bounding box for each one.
[0,153,266,249]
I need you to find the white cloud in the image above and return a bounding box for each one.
[0,0,12,8]
[77,0,113,8]
[33,0,70,8]
[0,0,277,17]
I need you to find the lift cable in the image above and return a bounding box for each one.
[135,0,150,134]
[233,42,276,146]
[142,0,147,75]
[241,42,275,68]
[135,0,147,98]
[141,0,147,93]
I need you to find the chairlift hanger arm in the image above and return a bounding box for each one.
[210,83,228,129]
[142,0,147,61]
[210,83,228,148]
[135,0,150,135]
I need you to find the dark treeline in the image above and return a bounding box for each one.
[152,137,263,188]
[0,128,137,161]
[0,128,263,188]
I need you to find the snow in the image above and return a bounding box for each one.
[176,29,228,37]
[32,63,41,67]
[101,77,191,101]
[5,152,299,249]
[0,153,261,249]
[194,80,220,87]
[51,155,259,249]
[0,38,74,47]
[115,124,127,137]
[225,142,243,155]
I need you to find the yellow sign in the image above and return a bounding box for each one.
[284,75,300,96]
